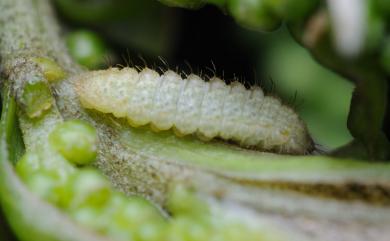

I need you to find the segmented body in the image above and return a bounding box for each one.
[75,67,313,154]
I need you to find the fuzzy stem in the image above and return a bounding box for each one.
[0,0,79,74]
[0,0,81,149]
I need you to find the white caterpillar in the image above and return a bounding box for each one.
[75,67,314,154]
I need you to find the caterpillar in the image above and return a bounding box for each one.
[75,67,314,155]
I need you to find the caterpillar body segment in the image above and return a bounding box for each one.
[75,67,314,154]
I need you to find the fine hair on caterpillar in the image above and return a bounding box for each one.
[75,66,314,155]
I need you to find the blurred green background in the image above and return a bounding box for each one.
[54,0,353,150]
[263,30,353,149]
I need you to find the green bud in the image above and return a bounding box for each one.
[118,196,165,226]
[227,0,282,32]
[167,217,210,241]
[16,150,76,183]
[69,206,109,233]
[40,155,76,180]
[107,194,166,240]
[22,81,53,118]
[135,221,166,241]
[60,169,111,209]
[15,152,41,180]
[166,185,209,218]
[22,170,65,204]
[24,173,55,197]
[49,120,97,165]
[66,30,109,69]
[32,57,66,82]
[69,193,126,236]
